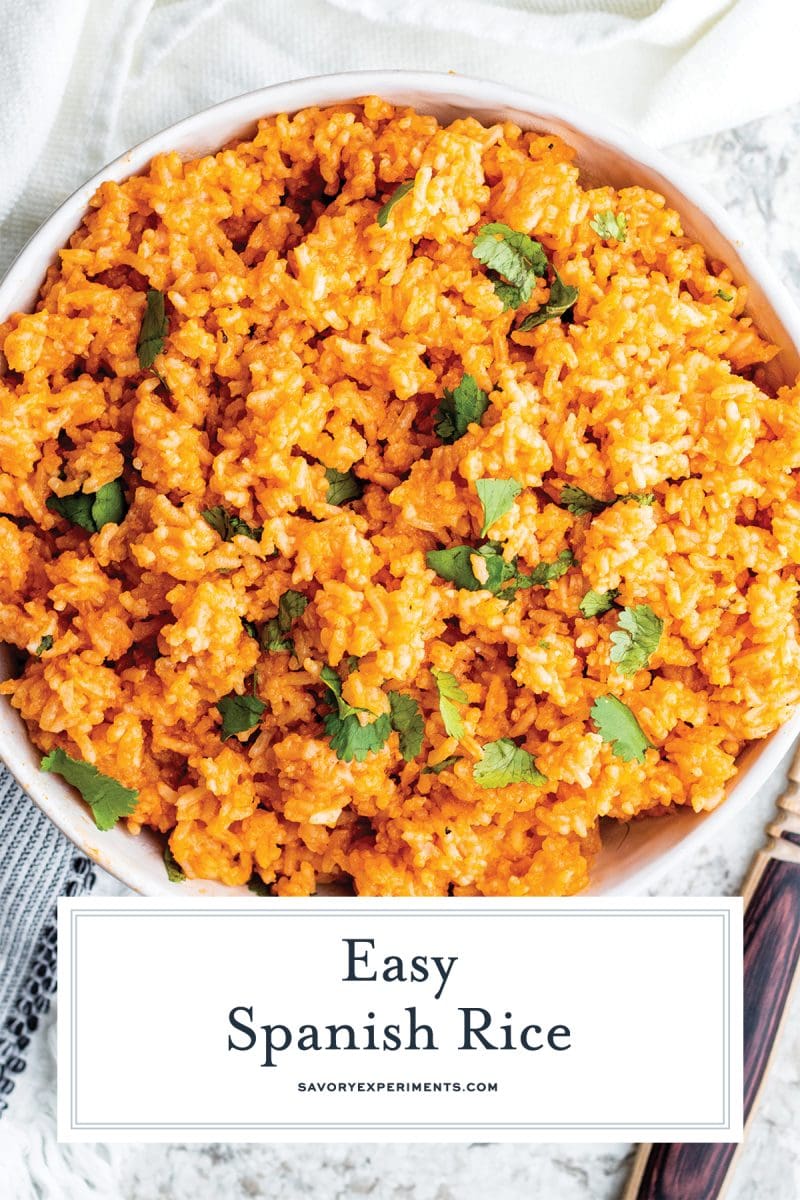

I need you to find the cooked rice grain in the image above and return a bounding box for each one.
[1,98,798,895]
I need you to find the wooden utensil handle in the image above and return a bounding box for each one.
[623,754,800,1200]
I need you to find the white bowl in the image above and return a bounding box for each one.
[2,70,799,897]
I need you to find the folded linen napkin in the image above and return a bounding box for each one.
[4,0,800,278]
[2,0,800,1119]
[329,0,800,144]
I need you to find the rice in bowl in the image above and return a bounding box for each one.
[1,96,798,896]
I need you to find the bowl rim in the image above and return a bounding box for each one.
[2,68,799,896]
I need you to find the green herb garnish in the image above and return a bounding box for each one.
[716,288,733,302]
[164,842,185,883]
[325,467,364,506]
[388,691,424,762]
[376,179,415,228]
[627,493,655,506]
[579,589,618,618]
[591,695,654,763]
[517,270,579,331]
[247,873,271,896]
[47,478,126,533]
[476,478,522,537]
[472,223,548,310]
[320,665,391,763]
[590,211,628,242]
[432,669,467,740]
[324,709,391,763]
[473,738,547,789]
[560,485,608,516]
[41,747,138,831]
[521,548,575,589]
[609,605,663,675]
[320,665,363,720]
[137,289,168,369]
[217,691,266,739]
[422,754,462,775]
[34,635,54,656]
[434,373,490,444]
[426,542,516,594]
[560,486,654,517]
[426,542,573,598]
[202,506,262,542]
[262,590,309,653]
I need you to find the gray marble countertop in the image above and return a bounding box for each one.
[7,101,800,1200]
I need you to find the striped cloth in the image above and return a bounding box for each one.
[0,769,94,1115]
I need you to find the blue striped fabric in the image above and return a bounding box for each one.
[0,766,94,1114]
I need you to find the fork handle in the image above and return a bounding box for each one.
[623,754,800,1200]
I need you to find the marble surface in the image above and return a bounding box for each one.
[5,100,800,1200]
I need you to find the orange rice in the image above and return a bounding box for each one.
[1,96,799,895]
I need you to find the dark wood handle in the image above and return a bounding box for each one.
[624,832,800,1200]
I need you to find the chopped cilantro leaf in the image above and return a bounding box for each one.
[164,842,185,883]
[261,622,291,652]
[202,506,262,542]
[217,691,266,739]
[325,467,364,506]
[47,490,94,531]
[560,485,609,516]
[91,480,126,528]
[560,486,654,517]
[476,478,522,537]
[517,548,575,590]
[278,590,308,626]
[323,710,391,763]
[41,747,138,831]
[580,588,618,618]
[262,589,308,653]
[422,755,461,775]
[609,604,663,675]
[377,179,415,227]
[137,289,168,369]
[426,542,515,594]
[425,545,479,591]
[517,270,579,331]
[320,664,390,762]
[434,373,490,444]
[247,873,271,896]
[427,543,573,597]
[591,695,654,763]
[624,492,655,506]
[388,691,424,761]
[473,738,547,789]
[47,478,126,533]
[34,634,54,656]
[472,223,548,310]
[432,669,467,740]
[590,211,628,242]
[320,664,364,720]
[241,618,260,641]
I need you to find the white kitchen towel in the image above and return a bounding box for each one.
[3,0,800,281]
